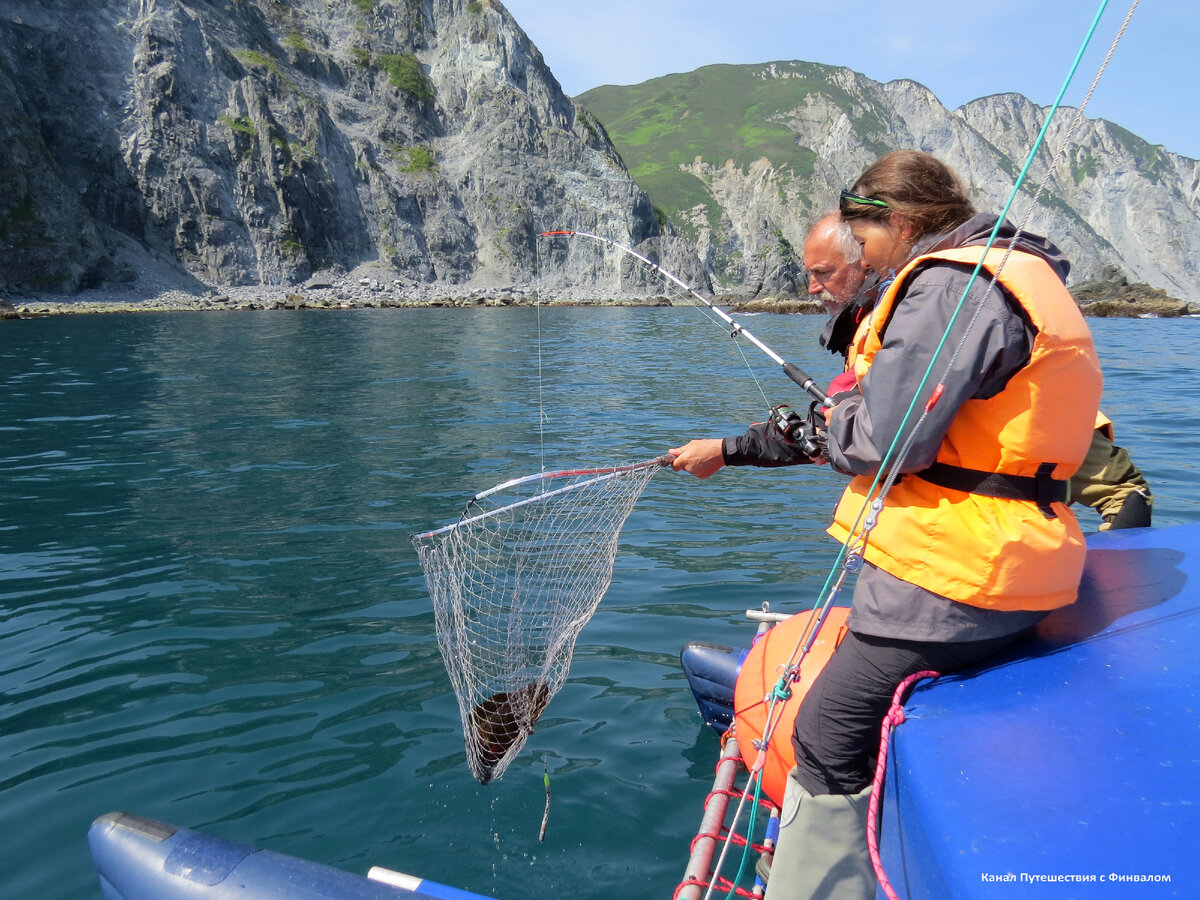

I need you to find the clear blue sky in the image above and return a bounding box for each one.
[500,0,1198,161]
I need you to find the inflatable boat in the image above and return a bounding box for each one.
[88,811,497,900]
[89,523,1198,899]
[681,521,1200,896]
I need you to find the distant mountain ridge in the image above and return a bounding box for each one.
[1,3,1195,305]
[577,60,1200,303]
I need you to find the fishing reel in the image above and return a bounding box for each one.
[769,402,827,459]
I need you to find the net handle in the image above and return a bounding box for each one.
[473,454,673,501]
[412,455,673,540]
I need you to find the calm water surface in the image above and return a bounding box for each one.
[2,309,1197,898]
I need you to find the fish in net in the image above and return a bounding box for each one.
[411,456,670,784]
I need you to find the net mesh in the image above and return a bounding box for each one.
[411,457,668,784]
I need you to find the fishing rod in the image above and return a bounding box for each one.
[539,230,830,407]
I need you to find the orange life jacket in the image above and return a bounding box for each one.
[828,245,1102,611]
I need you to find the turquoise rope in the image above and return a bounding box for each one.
[723,7,1120,895]
[723,771,766,899]
[811,0,1114,611]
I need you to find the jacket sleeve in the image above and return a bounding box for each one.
[824,262,1034,477]
[722,420,817,467]
[1069,430,1153,526]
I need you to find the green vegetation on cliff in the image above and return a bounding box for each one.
[577,62,860,226]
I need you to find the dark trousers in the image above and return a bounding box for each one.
[790,629,1026,795]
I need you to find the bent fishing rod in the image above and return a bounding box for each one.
[539,230,830,407]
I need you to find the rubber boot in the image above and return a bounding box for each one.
[1108,489,1152,530]
[762,767,877,900]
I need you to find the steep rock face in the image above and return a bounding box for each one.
[0,4,130,291]
[679,157,805,296]
[578,62,1200,303]
[0,0,664,295]
[956,93,1200,300]
[5,6,1196,303]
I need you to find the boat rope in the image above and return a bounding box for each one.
[676,732,779,900]
[698,757,767,900]
[676,873,760,900]
[866,670,942,900]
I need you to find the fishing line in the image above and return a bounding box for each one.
[821,0,1137,592]
[533,235,547,472]
[538,231,831,409]
[634,246,782,420]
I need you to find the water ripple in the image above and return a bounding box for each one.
[0,311,1196,899]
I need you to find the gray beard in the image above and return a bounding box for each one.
[818,289,852,318]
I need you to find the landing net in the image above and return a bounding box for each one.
[411,456,670,783]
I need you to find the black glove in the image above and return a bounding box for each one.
[802,401,829,461]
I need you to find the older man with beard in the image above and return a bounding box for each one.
[803,213,878,363]
[669,214,874,476]
[669,213,1152,521]
[804,212,869,318]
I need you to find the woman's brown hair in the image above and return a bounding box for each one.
[840,151,976,239]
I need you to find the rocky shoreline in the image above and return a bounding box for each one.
[0,273,680,318]
[5,289,1194,320]
[2,269,1193,320]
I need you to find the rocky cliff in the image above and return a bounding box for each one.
[578,62,1200,304]
[0,0,680,298]
[2,5,1196,306]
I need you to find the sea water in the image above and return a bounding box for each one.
[2,308,1198,899]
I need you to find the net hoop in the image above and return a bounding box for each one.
[412,455,670,783]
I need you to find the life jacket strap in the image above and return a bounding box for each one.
[915,461,1065,519]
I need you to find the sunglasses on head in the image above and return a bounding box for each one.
[839,188,890,212]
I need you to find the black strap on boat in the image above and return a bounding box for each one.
[916,461,1065,519]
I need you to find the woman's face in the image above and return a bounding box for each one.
[848,217,909,275]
